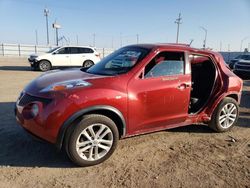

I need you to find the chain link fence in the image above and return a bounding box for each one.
[0,43,114,58]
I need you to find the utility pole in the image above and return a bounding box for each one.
[92,33,96,47]
[111,36,114,49]
[220,41,222,51]
[44,8,49,45]
[175,13,182,43]
[76,35,78,45]
[136,34,139,44]
[35,30,38,45]
[240,36,248,52]
[120,33,123,47]
[228,44,231,62]
[200,26,207,49]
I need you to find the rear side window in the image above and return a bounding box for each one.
[144,52,185,78]
[79,48,94,53]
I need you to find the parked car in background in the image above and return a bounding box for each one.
[233,58,250,75]
[16,44,243,167]
[28,46,101,71]
[229,54,250,69]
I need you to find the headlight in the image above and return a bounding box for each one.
[233,63,237,69]
[31,103,39,117]
[40,79,91,92]
[30,55,38,60]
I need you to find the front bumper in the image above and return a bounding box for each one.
[15,102,56,144]
[28,58,39,67]
[15,91,81,146]
[234,63,250,73]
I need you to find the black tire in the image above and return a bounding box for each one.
[83,60,94,68]
[38,60,51,71]
[65,114,119,167]
[208,97,239,132]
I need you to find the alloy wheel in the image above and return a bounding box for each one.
[76,123,113,161]
[219,103,237,129]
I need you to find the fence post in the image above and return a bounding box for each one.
[18,44,21,56]
[1,43,4,56]
[102,48,105,58]
[35,45,37,53]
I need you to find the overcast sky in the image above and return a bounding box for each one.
[0,0,249,51]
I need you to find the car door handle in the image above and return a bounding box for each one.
[65,56,69,58]
[177,83,190,90]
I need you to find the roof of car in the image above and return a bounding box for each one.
[61,46,96,49]
[126,43,202,51]
[127,43,228,65]
[126,43,222,58]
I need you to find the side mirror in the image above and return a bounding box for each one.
[52,52,57,55]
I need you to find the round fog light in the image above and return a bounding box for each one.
[31,104,39,117]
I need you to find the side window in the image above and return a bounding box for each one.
[79,48,94,53]
[144,52,185,78]
[70,47,79,54]
[57,47,70,54]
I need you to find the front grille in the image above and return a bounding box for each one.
[235,65,250,70]
[18,93,52,106]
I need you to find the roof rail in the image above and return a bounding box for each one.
[158,43,191,47]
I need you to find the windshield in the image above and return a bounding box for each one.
[235,55,243,59]
[46,47,60,53]
[86,47,150,75]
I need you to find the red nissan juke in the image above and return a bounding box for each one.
[15,44,243,166]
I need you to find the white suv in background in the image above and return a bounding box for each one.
[28,46,101,71]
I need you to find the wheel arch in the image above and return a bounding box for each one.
[56,105,126,150]
[206,92,240,119]
[226,93,239,103]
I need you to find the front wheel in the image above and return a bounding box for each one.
[208,97,239,132]
[38,60,51,71]
[65,114,119,167]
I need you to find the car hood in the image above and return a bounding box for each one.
[238,60,250,63]
[24,68,107,96]
[29,53,46,57]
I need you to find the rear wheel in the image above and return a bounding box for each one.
[65,114,119,167]
[38,60,51,71]
[209,97,239,132]
[83,60,94,68]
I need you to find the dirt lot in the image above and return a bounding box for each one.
[0,57,249,188]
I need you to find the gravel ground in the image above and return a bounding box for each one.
[0,57,249,188]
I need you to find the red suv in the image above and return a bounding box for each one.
[15,44,243,166]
